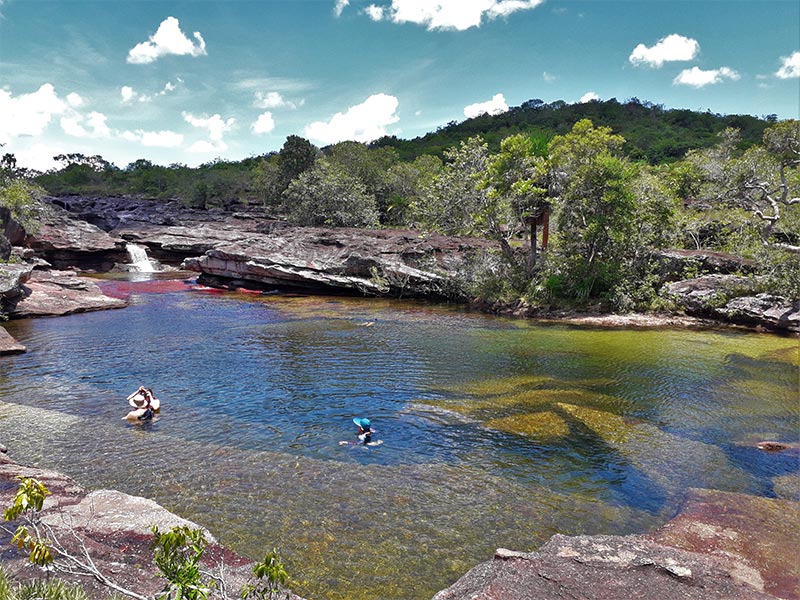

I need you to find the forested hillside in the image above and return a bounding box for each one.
[370,97,772,163]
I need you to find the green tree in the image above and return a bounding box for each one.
[282,158,379,227]
[384,154,443,227]
[275,135,319,196]
[546,120,638,301]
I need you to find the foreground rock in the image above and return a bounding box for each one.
[2,269,127,318]
[0,327,25,354]
[434,489,799,600]
[0,452,305,599]
[182,227,492,298]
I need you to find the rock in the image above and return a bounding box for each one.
[650,488,800,600]
[0,205,27,246]
[0,263,33,299]
[182,227,492,298]
[0,326,26,354]
[434,489,799,600]
[0,452,306,600]
[721,294,800,332]
[3,269,127,318]
[663,276,799,332]
[433,533,775,600]
[26,202,126,270]
[654,249,756,278]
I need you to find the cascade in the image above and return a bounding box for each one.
[125,243,156,273]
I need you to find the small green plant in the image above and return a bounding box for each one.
[151,525,212,600]
[0,566,88,600]
[3,477,53,566]
[241,549,291,600]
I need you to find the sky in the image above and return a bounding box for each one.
[1,0,798,172]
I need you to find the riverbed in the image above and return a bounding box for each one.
[1,274,797,600]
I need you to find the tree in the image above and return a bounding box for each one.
[384,154,443,227]
[412,136,489,235]
[729,120,800,254]
[275,135,319,195]
[480,133,548,268]
[282,158,379,227]
[546,119,638,301]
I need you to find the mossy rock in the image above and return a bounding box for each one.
[485,411,570,439]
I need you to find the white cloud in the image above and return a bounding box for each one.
[629,33,699,68]
[182,112,236,141]
[252,112,276,134]
[122,129,184,147]
[365,5,385,20]
[464,93,508,118]
[304,93,399,144]
[673,66,740,88]
[66,92,84,107]
[127,16,207,64]
[776,51,800,79]
[334,0,349,17]
[11,142,65,173]
[254,91,296,110]
[0,83,67,144]
[542,71,557,83]
[188,140,227,153]
[87,112,111,137]
[121,86,136,103]
[60,116,87,137]
[365,0,544,31]
[579,91,600,103]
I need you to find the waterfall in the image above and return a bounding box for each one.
[126,243,156,273]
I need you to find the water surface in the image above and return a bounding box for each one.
[1,275,797,599]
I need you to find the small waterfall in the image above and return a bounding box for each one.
[126,243,156,273]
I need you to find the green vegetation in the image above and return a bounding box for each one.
[2,99,798,311]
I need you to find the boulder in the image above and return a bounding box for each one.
[720,294,800,331]
[0,263,33,300]
[663,274,756,314]
[654,249,756,279]
[434,489,799,600]
[3,269,127,317]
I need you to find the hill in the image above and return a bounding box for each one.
[370,97,772,163]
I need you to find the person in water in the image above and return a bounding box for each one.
[353,417,372,445]
[124,386,160,421]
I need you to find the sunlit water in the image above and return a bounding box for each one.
[1,274,798,600]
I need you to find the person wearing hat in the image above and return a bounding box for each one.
[124,386,160,421]
[353,417,373,445]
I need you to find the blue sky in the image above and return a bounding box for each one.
[1,0,798,171]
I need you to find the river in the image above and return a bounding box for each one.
[1,274,797,600]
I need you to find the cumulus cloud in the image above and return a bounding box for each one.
[66,92,84,107]
[60,116,87,137]
[60,112,110,139]
[0,83,67,144]
[334,0,349,17]
[629,33,699,68]
[464,93,508,118]
[579,91,599,103]
[673,66,740,88]
[122,129,184,147]
[182,112,236,141]
[365,5,385,20]
[188,140,227,153]
[254,91,297,110]
[121,86,136,103]
[304,93,399,144]
[252,112,276,134]
[127,16,207,64]
[362,0,544,31]
[776,51,800,79]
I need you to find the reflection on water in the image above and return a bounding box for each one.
[1,276,798,600]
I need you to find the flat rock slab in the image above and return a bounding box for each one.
[4,269,127,318]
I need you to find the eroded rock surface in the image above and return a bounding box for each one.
[433,488,799,600]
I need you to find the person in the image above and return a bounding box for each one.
[124,386,160,421]
[353,417,372,445]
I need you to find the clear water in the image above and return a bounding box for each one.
[1,274,798,600]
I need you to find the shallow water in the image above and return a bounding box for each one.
[1,274,798,599]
